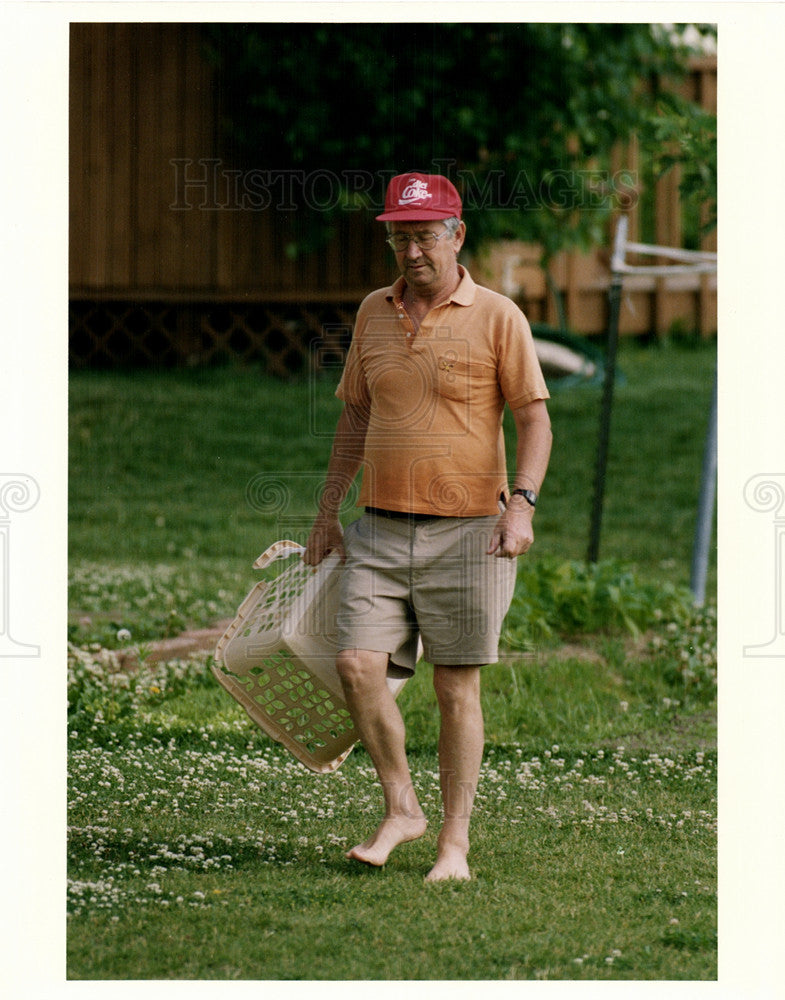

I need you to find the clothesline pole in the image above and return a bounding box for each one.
[587,264,624,564]
[690,368,718,605]
[585,214,717,581]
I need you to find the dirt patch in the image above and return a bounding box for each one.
[550,642,605,663]
[117,620,232,669]
[540,633,653,664]
[130,627,650,669]
[610,710,718,753]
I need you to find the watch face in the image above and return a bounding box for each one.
[513,489,537,507]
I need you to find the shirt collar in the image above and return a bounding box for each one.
[387,265,476,308]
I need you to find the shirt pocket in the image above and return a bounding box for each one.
[436,355,491,403]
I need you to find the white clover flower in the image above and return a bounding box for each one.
[117,628,132,642]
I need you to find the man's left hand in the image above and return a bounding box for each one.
[487,504,534,558]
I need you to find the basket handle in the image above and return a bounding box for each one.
[253,539,306,570]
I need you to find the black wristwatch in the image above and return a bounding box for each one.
[511,488,538,508]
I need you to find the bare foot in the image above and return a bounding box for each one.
[346,814,428,867]
[425,843,471,882]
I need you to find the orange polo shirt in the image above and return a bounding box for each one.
[336,266,549,517]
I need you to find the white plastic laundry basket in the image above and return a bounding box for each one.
[213,540,408,773]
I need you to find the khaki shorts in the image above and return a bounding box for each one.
[336,510,517,672]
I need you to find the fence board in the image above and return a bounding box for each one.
[179,28,216,290]
[85,26,113,287]
[68,27,88,286]
[159,27,189,289]
[134,26,166,289]
[108,24,134,287]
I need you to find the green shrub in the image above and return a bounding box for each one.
[505,557,699,641]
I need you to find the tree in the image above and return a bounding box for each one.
[639,90,717,241]
[204,23,715,259]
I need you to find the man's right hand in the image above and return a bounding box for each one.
[303,513,345,565]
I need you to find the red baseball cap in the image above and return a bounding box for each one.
[376,172,462,221]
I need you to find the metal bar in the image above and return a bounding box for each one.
[623,239,717,264]
[609,214,630,272]
[690,369,718,605]
[587,268,624,564]
[612,262,718,277]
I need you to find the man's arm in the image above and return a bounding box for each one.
[488,398,552,558]
[303,401,370,565]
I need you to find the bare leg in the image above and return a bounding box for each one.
[337,648,427,866]
[426,665,484,882]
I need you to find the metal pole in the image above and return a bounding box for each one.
[587,270,623,563]
[690,368,718,605]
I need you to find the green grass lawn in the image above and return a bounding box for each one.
[67,341,717,980]
[67,647,716,981]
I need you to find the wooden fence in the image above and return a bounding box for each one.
[69,23,716,370]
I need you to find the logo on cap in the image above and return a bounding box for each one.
[399,179,432,206]
[376,171,461,221]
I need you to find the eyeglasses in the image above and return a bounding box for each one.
[385,230,451,252]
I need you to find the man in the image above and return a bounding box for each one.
[304,171,552,881]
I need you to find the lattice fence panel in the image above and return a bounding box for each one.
[69,300,356,374]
